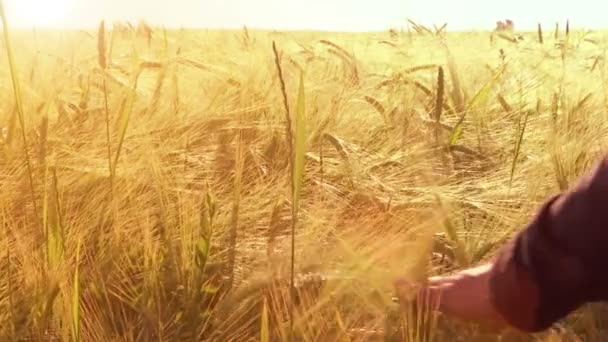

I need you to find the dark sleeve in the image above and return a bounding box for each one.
[488,156,608,332]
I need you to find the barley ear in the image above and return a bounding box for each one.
[97,20,107,70]
[433,66,444,145]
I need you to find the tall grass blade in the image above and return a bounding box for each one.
[46,167,65,270]
[71,239,81,342]
[0,0,39,221]
[2,207,16,339]
[98,20,114,197]
[434,195,469,267]
[196,187,216,276]
[260,297,270,342]
[446,52,466,113]
[4,106,16,148]
[289,71,307,342]
[227,129,244,291]
[293,76,307,210]
[111,68,143,176]
[509,109,531,186]
[449,68,503,145]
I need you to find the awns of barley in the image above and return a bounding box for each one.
[407,18,433,35]
[319,39,359,84]
[434,23,447,36]
[411,80,432,97]
[319,39,354,61]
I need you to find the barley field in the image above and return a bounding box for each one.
[1,15,608,342]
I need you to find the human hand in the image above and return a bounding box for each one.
[393,263,510,332]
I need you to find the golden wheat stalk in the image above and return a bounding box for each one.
[97,20,115,209]
[271,41,294,169]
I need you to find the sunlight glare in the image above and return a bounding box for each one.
[4,0,74,27]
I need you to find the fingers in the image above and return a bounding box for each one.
[427,273,460,284]
[393,277,448,312]
[416,284,443,312]
[393,267,511,332]
[393,279,418,304]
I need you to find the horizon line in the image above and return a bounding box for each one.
[1,25,604,34]
[1,17,606,33]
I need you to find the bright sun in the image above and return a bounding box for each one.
[4,0,74,27]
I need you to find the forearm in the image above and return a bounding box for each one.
[489,156,608,332]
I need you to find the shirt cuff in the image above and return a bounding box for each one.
[489,232,542,332]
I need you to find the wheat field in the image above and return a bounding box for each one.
[1,14,608,342]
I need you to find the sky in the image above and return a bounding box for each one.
[2,0,608,32]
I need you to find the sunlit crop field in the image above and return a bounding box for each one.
[1,18,608,341]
